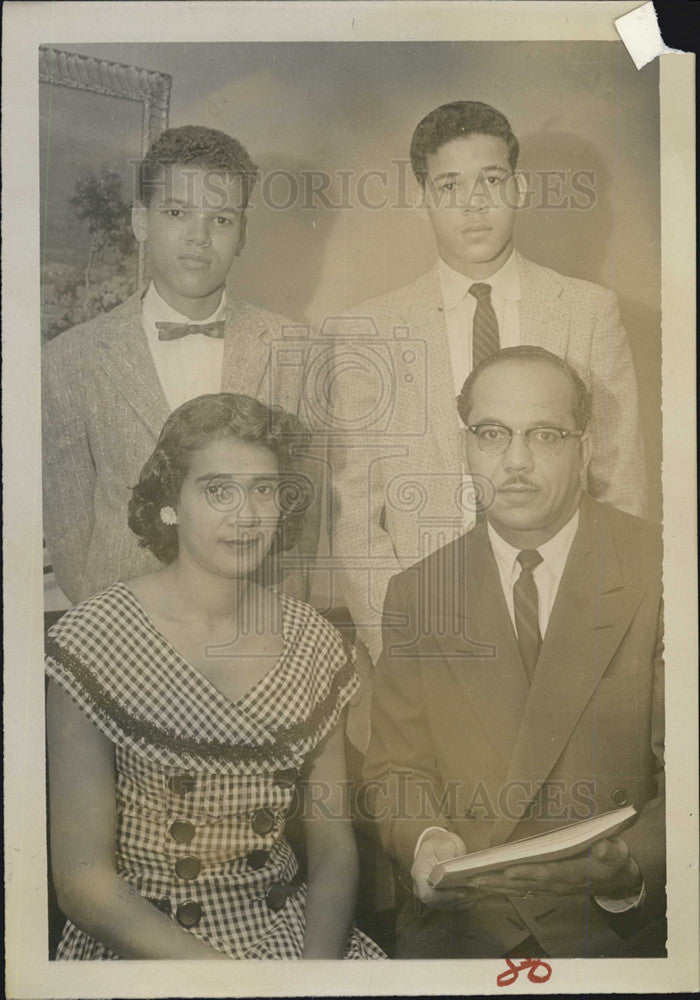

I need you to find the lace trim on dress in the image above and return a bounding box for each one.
[45,635,356,765]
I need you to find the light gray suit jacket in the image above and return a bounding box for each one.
[329,257,648,661]
[42,292,315,605]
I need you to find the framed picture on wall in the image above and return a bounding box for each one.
[39,46,171,341]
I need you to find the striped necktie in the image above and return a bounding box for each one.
[513,549,543,682]
[468,282,500,367]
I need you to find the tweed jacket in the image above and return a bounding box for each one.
[363,495,665,957]
[42,292,316,605]
[329,255,648,661]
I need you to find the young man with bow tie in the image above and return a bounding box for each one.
[43,125,314,604]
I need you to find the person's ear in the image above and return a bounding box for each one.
[235,213,248,257]
[131,202,149,244]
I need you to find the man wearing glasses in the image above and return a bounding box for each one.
[364,346,665,958]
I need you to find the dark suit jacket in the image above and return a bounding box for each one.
[42,292,318,605]
[363,494,665,957]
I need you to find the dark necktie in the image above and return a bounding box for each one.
[468,282,500,367]
[513,549,543,682]
[156,320,226,341]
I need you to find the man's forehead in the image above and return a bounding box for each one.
[471,362,575,414]
[427,133,511,171]
[151,164,245,208]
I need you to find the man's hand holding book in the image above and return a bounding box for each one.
[412,807,644,911]
[468,836,643,900]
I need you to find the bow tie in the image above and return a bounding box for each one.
[156,320,226,341]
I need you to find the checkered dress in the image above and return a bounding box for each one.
[45,582,385,960]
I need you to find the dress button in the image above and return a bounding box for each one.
[266,883,294,912]
[176,900,202,928]
[251,808,275,836]
[611,788,630,807]
[168,774,195,795]
[169,820,195,844]
[175,855,202,880]
[246,849,270,871]
[273,768,298,788]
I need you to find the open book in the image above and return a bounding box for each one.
[427,805,637,889]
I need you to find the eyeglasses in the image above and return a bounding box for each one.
[466,423,584,457]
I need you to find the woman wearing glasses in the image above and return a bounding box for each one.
[45,392,385,960]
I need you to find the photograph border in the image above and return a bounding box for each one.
[3,3,697,997]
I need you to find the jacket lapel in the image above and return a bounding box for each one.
[97,292,170,439]
[517,255,571,359]
[97,293,275,434]
[220,296,274,396]
[439,526,530,767]
[490,496,645,844]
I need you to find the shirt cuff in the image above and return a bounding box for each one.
[414,826,448,860]
[594,880,646,913]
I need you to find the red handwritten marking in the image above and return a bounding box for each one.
[496,957,552,987]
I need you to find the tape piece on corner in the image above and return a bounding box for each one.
[615,2,684,70]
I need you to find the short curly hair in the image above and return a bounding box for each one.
[138,125,259,207]
[128,394,312,575]
[410,101,519,185]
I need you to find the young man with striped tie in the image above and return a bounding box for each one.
[329,100,647,680]
[363,346,665,958]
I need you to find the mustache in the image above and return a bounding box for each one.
[499,476,538,489]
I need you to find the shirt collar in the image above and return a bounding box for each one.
[438,248,521,311]
[487,506,581,583]
[142,282,227,331]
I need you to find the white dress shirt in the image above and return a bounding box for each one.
[141,283,226,411]
[438,248,522,397]
[487,509,580,639]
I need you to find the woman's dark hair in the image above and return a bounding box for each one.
[128,393,312,579]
